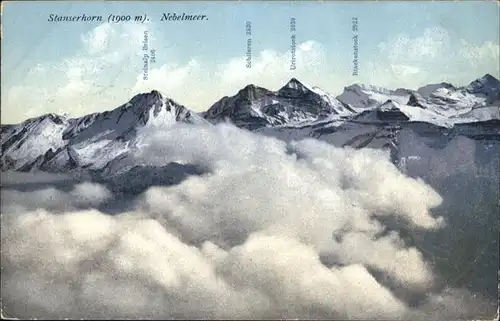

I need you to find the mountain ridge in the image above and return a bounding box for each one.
[1,74,499,174]
[2,74,498,127]
[203,77,355,130]
[0,90,208,172]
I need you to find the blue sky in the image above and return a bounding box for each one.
[2,1,499,123]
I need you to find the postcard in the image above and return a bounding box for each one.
[1,0,499,319]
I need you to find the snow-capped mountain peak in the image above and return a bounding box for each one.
[345,83,395,95]
[203,85,273,122]
[466,74,500,100]
[467,74,500,89]
[237,84,273,100]
[378,99,400,112]
[417,82,456,97]
[278,77,313,94]
[204,78,354,129]
[128,89,163,105]
[336,83,411,110]
[38,113,68,124]
[1,90,207,172]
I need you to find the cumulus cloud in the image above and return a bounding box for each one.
[1,182,112,214]
[131,39,329,111]
[384,27,449,62]
[2,123,494,319]
[458,40,500,74]
[132,59,202,100]
[2,22,152,124]
[80,23,116,56]
[363,26,500,89]
[216,40,326,85]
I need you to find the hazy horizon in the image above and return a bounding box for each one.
[3,71,499,125]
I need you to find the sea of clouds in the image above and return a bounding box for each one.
[1,123,498,319]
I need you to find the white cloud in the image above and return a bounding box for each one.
[379,27,449,63]
[216,40,326,88]
[1,123,493,319]
[81,23,115,55]
[363,26,499,89]
[459,40,500,68]
[2,22,152,124]
[1,182,111,214]
[132,59,201,96]
[129,39,329,110]
[390,64,421,77]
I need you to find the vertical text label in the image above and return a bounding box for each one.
[352,17,359,76]
[246,21,252,68]
[290,17,296,71]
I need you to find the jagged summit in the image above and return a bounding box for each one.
[240,84,261,91]
[237,84,272,99]
[474,73,499,84]
[465,74,500,103]
[117,90,209,126]
[279,77,315,95]
[417,82,456,96]
[343,83,363,91]
[336,83,408,110]
[467,74,500,91]
[40,113,67,125]
[343,83,395,95]
[0,89,207,172]
[203,85,272,123]
[283,77,306,88]
[407,93,427,109]
[4,112,68,127]
[378,99,399,110]
[127,90,164,109]
[204,78,354,129]
[150,89,163,97]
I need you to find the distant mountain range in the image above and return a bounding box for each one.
[203,73,500,129]
[1,74,499,183]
